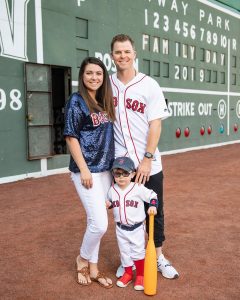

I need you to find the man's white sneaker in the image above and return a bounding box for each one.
[157,254,179,279]
[116,264,136,278]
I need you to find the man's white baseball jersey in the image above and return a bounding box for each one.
[110,72,170,175]
[108,182,157,225]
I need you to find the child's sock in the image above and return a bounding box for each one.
[133,259,144,276]
[124,266,133,276]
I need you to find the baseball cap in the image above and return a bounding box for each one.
[111,157,135,172]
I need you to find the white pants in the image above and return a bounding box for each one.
[116,224,146,267]
[71,171,112,263]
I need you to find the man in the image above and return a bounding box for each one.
[110,34,179,279]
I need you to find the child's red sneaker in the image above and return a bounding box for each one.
[116,272,133,288]
[134,275,144,291]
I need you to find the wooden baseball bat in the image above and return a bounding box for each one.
[144,213,157,295]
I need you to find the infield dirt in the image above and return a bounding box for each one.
[0,144,239,300]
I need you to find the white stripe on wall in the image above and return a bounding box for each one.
[198,0,240,19]
[1,140,240,184]
[0,168,69,184]
[35,0,43,63]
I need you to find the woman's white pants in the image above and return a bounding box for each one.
[71,171,112,263]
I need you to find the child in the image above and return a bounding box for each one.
[106,157,158,291]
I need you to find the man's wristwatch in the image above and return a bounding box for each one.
[144,152,154,159]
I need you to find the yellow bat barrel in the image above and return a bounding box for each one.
[144,214,157,295]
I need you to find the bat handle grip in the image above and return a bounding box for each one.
[149,214,154,240]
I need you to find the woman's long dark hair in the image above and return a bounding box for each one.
[78,57,115,121]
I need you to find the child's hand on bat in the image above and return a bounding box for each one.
[148,206,157,215]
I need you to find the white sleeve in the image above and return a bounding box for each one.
[146,77,170,122]
[139,185,158,204]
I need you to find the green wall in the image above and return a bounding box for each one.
[0,0,239,181]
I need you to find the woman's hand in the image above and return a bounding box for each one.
[80,167,93,189]
[105,200,112,209]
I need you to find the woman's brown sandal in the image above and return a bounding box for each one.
[76,256,91,286]
[76,265,91,286]
[90,272,113,289]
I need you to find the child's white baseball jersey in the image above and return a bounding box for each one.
[108,182,158,266]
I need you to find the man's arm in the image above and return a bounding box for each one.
[135,119,161,184]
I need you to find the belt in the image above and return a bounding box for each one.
[116,222,142,231]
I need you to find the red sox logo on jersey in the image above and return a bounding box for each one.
[111,199,139,208]
[91,112,109,126]
[113,97,146,114]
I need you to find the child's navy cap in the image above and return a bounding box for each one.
[111,157,135,172]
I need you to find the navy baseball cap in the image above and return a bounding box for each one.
[111,157,135,172]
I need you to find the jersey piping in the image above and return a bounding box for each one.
[110,76,127,149]
[123,75,147,164]
[111,74,147,164]
[112,182,137,225]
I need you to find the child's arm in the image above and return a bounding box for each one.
[139,185,158,214]
[147,198,158,215]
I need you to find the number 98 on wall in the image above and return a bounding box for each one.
[0,89,22,111]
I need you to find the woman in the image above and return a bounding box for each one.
[64,57,115,288]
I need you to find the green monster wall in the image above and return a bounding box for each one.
[0,0,239,183]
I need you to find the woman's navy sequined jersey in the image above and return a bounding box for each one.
[64,92,114,173]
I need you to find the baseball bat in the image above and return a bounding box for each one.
[144,213,157,296]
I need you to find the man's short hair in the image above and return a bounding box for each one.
[111,34,135,52]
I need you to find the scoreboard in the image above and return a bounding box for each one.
[89,0,240,151]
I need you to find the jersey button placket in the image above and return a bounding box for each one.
[120,195,127,224]
[119,93,130,147]
[122,93,137,164]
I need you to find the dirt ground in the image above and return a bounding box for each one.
[0,144,239,300]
